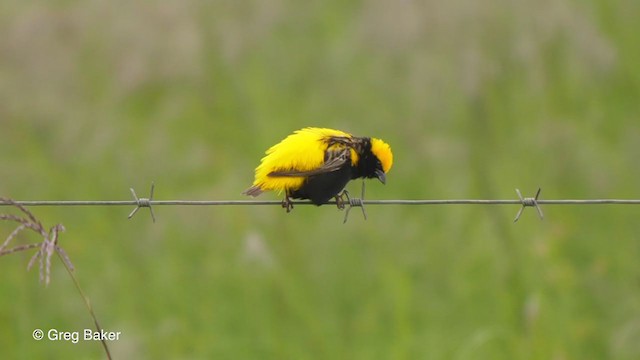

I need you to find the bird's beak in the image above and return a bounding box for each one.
[375,169,386,184]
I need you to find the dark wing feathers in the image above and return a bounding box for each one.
[326,136,354,146]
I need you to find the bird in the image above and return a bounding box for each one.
[243,127,393,212]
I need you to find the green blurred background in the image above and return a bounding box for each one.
[1,0,640,358]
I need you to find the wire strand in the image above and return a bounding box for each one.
[3,199,640,206]
[3,185,640,223]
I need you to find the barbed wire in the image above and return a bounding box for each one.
[2,184,640,223]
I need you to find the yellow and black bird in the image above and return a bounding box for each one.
[243,127,393,211]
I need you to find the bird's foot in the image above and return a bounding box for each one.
[335,190,350,210]
[282,195,294,213]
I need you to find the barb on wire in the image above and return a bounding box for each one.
[341,180,367,223]
[514,188,544,223]
[128,182,155,222]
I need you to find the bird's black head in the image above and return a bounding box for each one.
[352,138,392,184]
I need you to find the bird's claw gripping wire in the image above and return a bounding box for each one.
[128,182,156,222]
[340,181,368,224]
[282,194,294,213]
[335,192,347,210]
[513,188,543,223]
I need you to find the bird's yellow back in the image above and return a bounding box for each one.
[251,127,357,193]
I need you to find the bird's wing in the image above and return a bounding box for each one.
[268,147,350,177]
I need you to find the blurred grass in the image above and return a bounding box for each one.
[2,0,640,358]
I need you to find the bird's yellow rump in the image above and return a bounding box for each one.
[244,127,393,209]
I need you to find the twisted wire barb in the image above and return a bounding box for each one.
[340,181,367,224]
[514,188,543,223]
[128,182,156,222]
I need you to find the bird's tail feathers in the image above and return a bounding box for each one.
[243,186,263,197]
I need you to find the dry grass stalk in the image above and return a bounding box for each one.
[0,197,72,285]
